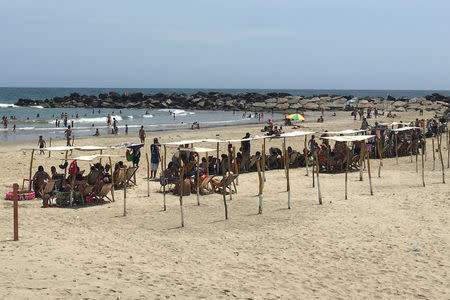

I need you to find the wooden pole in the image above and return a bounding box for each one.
[315,152,322,205]
[222,172,228,220]
[447,124,449,169]
[232,147,238,185]
[100,149,103,164]
[108,157,115,202]
[410,138,413,163]
[421,139,425,187]
[216,142,219,175]
[304,135,309,176]
[437,134,445,184]
[377,139,383,178]
[256,157,263,214]
[395,133,399,165]
[64,150,68,178]
[432,138,436,171]
[146,153,150,197]
[415,141,419,173]
[286,145,291,210]
[359,140,365,181]
[48,138,52,158]
[262,138,266,182]
[123,169,127,216]
[227,147,232,201]
[423,126,427,161]
[281,138,287,177]
[70,172,76,206]
[312,156,315,188]
[206,151,209,177]
[196,154,200,206]
[345,142,349,200]
[28,149,35,191]
[179,150,185,227]
[366,151,373,196]
[13,183,19,241]
[162,145,167,211]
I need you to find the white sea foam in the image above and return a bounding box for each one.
[17,127,36,130]
[48,116,123,124]
[0,103,17,108]
[127,115,134,119]
[143,114,153,118]
[158,109,186,115]
[31,105,44,109]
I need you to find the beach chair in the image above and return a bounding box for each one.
[125,166,138,186]
[114,168,126,188]
[93,183,113,202]
[210,173,239,194]
[37,180,57,199]
[198,175,215,195]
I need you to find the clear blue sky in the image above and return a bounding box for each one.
[1,0,449,89]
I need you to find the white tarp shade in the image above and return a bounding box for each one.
[323,129,366,135]
[42,146,81,151]
[224,135,268,143]
[179,147,217,153]
[279,131,315,138]
[77,146,113,151]
[72,154,121,161]
[323,135,375,142]
[164,139,214,146]
[114,142,144,148]
[391,126,421,132]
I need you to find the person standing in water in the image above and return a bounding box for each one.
[139,125,146,144]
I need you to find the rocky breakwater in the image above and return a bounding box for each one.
[15,92,449,113]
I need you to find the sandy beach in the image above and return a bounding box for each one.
[0,110,448,299]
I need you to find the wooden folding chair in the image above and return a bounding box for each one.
[38,180,57,199]
[93,183,113,202]
[125,166,139,186]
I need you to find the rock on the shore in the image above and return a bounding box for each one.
[14,91,450,114]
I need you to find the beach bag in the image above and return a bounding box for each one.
[68,160,78,175]
[126,149,133,162]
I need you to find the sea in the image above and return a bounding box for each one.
[1,87,449,142]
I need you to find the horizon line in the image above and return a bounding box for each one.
[1,86,450,92]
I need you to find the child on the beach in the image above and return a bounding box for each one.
[38,135,46,154]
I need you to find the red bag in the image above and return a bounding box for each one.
[68,160,78,175]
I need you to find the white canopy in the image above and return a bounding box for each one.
[163,139,216,146]
[391,126,421,132]
[77,145,113,151]
[223,135,268,143]
[323,129,366,135]
[323,135,375,142]
[179,147,217,153]
[42,146,81,151]
[279,131,315,138]
[72,154,121,161]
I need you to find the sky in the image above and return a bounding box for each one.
[0,0,449,89]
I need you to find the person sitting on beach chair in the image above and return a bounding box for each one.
[248,151,262,172]
[33,166,50,193]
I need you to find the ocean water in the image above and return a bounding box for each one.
[1,87,449,142]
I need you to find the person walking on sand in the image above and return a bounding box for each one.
[150,138,161,179]
[38,135,46,154]
[139,125,146,144]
